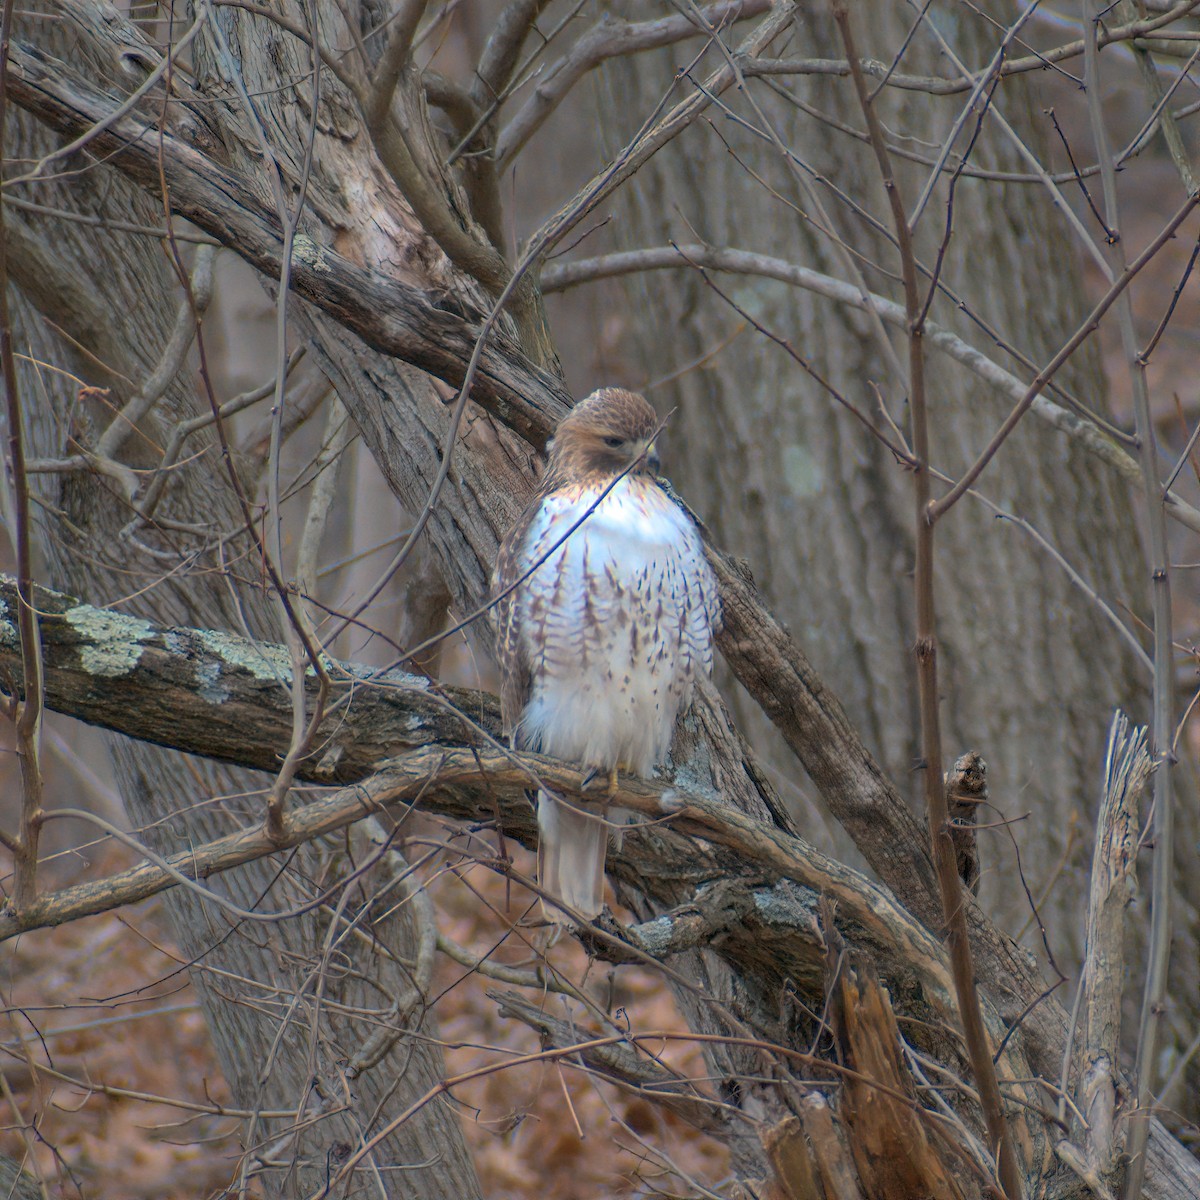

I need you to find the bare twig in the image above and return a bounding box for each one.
[294,396,351,641]
[1142,235,1200,381]
[928,192,1199,522]
[541,244,1176,499]
[199,0,331,841]
[2,194,220,243]
[521,2,796,272]
[833,6,1023,1196]
[913,6,1115,282]
[494,0,771,168]
[680,2,908,392]
[906,0,1043,230]
[2,8,207,189]
[738,1,1200,97]
[131,347,306,530]
[94,243,215,462]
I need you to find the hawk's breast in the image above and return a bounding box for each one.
[513,477,719,776]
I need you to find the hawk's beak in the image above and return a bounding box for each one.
[645,441,661,475]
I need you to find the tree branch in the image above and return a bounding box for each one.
[738,1,1200,96]
[494,0,771,167]
[3,37,570,446]
[542,244,1200,535]
[834,6,1023,1195]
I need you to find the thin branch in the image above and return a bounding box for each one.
[680,3,907,393]
[1141,234,1200,378]
[1,8,208,190]
[1,194,220,243]
[261,19,326,842]
[913,3,1114,282]
[494,0,771,168]
[519,2,796,272]
[295,397,352,639]
[94,243,215,462]
[737,0,1200,96]
[928,192,1200,522]
[541,244,1163,487]
[1079,4,1185,1195]
[833,6,1023,1197]
[131,347,306,530]
[906,0,1044,231]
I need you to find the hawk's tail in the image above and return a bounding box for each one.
[537,790,607,923]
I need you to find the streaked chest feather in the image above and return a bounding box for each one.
[512,478,718,773]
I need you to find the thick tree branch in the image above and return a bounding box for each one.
[0,574,500,781]
[3,38,570,446]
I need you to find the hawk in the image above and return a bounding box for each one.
[493,388,720,921]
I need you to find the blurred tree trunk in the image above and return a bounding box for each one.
[600,6,1159,979]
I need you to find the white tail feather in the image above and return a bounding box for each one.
[537,790,607,922]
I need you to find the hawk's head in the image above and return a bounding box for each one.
[546,388,661,483]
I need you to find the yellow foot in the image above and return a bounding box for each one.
[580,763,626,799]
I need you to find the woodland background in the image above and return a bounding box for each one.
[1,1,1199,1197]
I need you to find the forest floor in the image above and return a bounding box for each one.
[1,839,730,1199]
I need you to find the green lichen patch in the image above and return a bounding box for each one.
[64,605,156,678]
[193,628,294,684]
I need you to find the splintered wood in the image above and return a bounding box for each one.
[761,964,970,1200]
[838,967,967,1200]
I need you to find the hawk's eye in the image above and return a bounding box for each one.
[603,436,624,449]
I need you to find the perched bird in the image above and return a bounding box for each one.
[492,387,720,921]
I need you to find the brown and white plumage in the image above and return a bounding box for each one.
[492,388,720,921]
